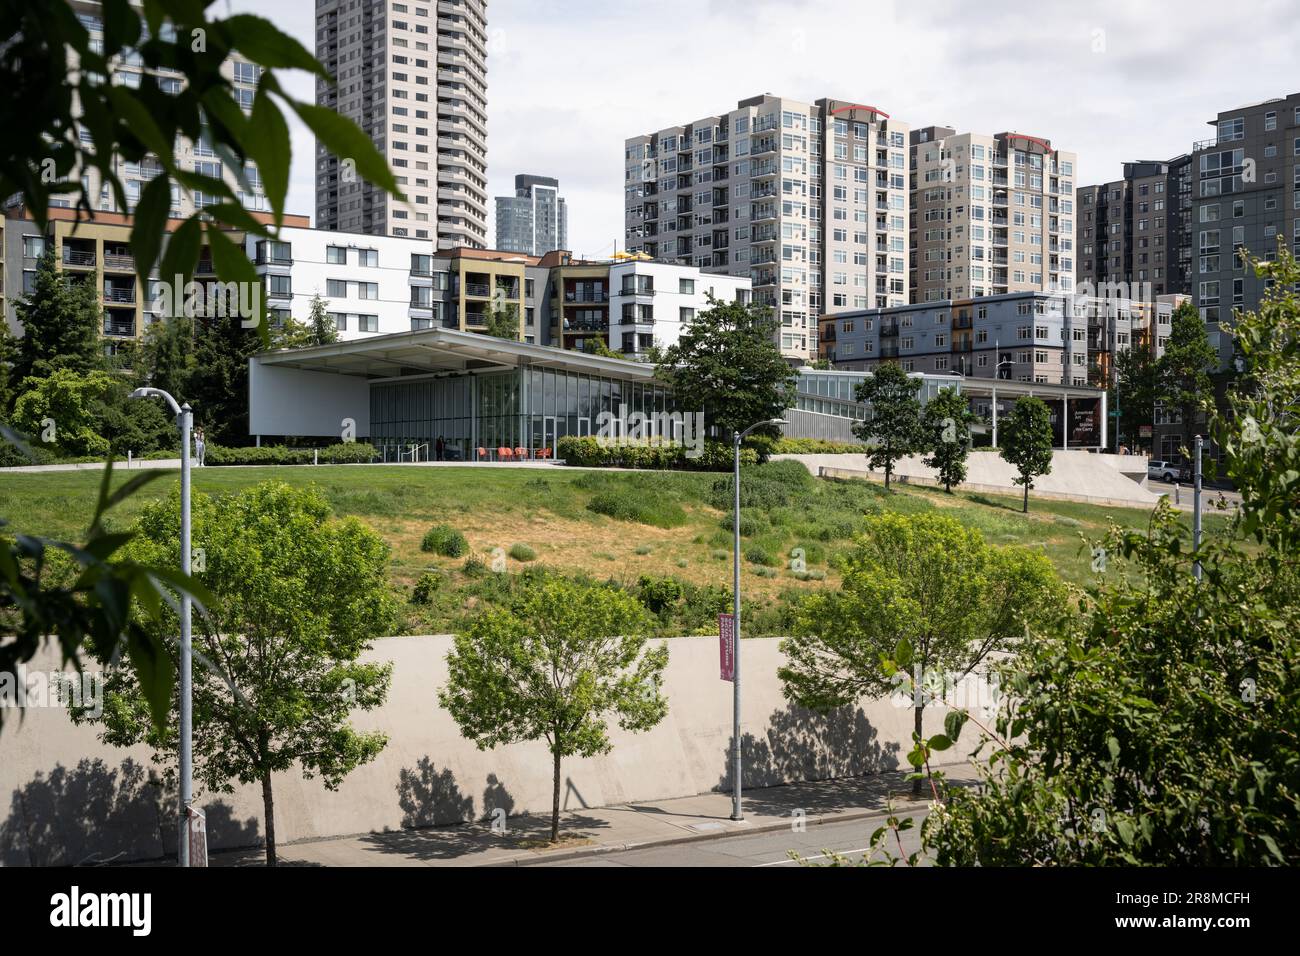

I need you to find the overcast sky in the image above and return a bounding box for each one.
[235,0,1299,257]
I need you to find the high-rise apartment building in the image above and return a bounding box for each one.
[314,0,489,249]
[909,127,1077,304]
[496,174,567,255]
[58,1,268,220]
[625,95,910,363]
[1077,157,1193,298]
[1190,91,1300,367]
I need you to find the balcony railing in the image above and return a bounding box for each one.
[103,286,135,304]
[565,291,608,303]
[103,318,135,337]
[63,249,96,267]
[465,282,490,297]
[619,285,655,296]
[103,252,134,272]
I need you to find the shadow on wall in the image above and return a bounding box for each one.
[715,703,901,801]
[0,758,260,866]
[395,756,519,830]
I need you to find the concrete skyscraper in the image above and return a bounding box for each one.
[314,0,489,248]
[496,174,568,255]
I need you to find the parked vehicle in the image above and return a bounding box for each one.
[1148,460,1183,483]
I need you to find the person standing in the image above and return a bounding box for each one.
[435,435,445,461]
[194,426,206,467]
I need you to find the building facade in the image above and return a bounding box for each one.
[1077,156,1193,299]
[909,126,1077,304]
[314,0,489,249]
[819,290,1171,389]
[60,1,268,220]
[1190,92,1300,367]
[495,174,567,255]
[625,95,910,363]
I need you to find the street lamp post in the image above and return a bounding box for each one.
[730,417,786,822]
[130,387,195,867]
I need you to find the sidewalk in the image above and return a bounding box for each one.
[211,765,978,867]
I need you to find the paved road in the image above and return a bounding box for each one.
[525,810,928,868]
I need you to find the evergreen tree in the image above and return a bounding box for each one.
[188,313,260,446]
[137,315,194,399]
[308,293,338,345]
[1157,301,1218,454]
[12,249,105,387]
[484,301,520,341]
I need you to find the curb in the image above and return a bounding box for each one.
[489,804,907,867]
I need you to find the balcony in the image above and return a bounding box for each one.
[103,251,134,272]
[619,284,655,297]
[63,248,96,268]
[102,285,135,304]
[103,316,136,337]
[565,290,608,303]
[464,282,491,297]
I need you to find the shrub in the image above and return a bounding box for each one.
[751,566,778,578]
[462,554,488,578]
[508,543,537,562]
[412,571,444,604]
[204,442,377,466]
[586,489,686,528]
[634,545,653,555]
[422,524,468,557]
[711,549,729,561]
[745,545,776,567]
[557,435,755,472]
[636,575,684,616]
[719,512,762,537]
[770,437,868,455]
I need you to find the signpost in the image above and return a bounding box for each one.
[718,613,735,682]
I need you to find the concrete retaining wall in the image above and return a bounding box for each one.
[0,635,969,865]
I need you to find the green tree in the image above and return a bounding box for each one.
[187,313,261,446]
[83,482,395,866]
[12,368,119,456]
[307,293,338,346]
[440,578,669,842]
[780,512,1065,795]
[137,314,194,399]
[1157,300,1218,454]
[269,315,316,350]
[11,250,105,388]
[0,323,20,415]
[851,362,924,490]
[921,386,977,492]
[484,301,520,341]
[2,0,400,733]
[1113,339,1159,452]
[999,396,1054,513]
[924,249,1300,867]
[655,296,796,441]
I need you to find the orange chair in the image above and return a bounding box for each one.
[514,446,528,461]
[477,446,488,461]
[539,447,552,460]
[498,446,513,461]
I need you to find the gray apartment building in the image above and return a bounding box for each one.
[1077,157,1193,299]
[1190,91,1300,368]
[818,290,1168,389]
[314,0,489,249]
[909,127,1078,305]
[625,95,910,363]
[495,174,568,255]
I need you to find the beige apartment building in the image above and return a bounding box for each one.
[625,95,910,363]
[315,0,489,249]
[909,127,1077,305]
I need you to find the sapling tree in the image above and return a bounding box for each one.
[999,396,1054,513]
[852,362,925,490]
[440,578,669,842]
[922,386,978,492]
[779,512,1065,795]
[82,482,395,866]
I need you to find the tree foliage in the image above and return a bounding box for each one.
[11,249,105,388]
[779,512,1065,794]
[921,386,977,492]
[136,314,194,400]
[851,362,924,489]
[999,396,1054,512]
[655,297,796,441]
[1113,338,1159,452]
[82,481,395,865]
[484,301,520,341]
[1157,300,1218,453]
[926,248,1300,866]
[439,578,669,842]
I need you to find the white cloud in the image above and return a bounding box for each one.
[244,0,1297,255]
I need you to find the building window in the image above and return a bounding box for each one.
[326,246,347,265]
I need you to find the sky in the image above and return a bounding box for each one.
[234,0,1300,258]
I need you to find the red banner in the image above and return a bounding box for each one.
[719,613,735,682]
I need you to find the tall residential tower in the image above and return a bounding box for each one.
[625,95,910,363]
[314,0,489,248]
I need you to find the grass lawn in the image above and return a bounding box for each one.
[0,462,1239,636]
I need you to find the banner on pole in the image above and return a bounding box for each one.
[719,613,735,682]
